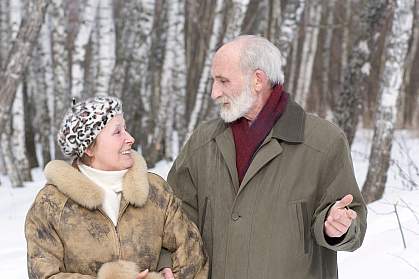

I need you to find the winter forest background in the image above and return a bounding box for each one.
[0,0,419,277]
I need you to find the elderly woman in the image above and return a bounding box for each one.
[25,96,208,279]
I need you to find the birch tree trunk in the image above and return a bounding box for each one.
[122,0,154,153]
[10,0,32,181]
[1,124,23,187]
[71,0,99,98]
[23,81,39,169]
[333,0,389,146]
[12,86,32,181]
[266,0,281,43]
[148,0,186,163]
[0,0,49,144]
[0,0,9,68]
[340,1,351,86]
[241,0,264,35]
[49,0,69,159]
[287,35,300,94]
[185,0,224,140]
[108,0,136,99]
[277,0,306,69]
[294,0,322,108]
[320,0,336,117]
[362,0,415,204]
[32,22,52,166]
[186,0,250,140]
[95,0,114,96]
[0,0,13,184]
[0,148,5,176]
[398,0,419,127]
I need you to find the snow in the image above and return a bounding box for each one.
[1,129,419,278]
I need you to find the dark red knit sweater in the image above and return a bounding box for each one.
[230,85,289,184]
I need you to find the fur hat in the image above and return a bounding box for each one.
[57,96,123,158]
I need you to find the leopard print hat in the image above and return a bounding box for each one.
[57,96,123,158]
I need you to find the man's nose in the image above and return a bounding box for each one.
[211,86,222,100]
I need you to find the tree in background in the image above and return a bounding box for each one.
[0,0,49,187]
[362,0,415,203]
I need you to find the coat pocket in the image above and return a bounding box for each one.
[289,200,311,254]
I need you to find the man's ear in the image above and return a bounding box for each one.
[253,70,268,92]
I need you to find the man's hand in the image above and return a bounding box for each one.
[161,268,175,279]
[324,194,357,238]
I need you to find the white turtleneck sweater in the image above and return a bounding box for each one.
[78,163,128,226]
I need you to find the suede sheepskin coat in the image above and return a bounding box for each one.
[25,153,208,279]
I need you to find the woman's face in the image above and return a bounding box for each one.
[85,114,135,171]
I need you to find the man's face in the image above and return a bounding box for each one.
[210,47,256,123]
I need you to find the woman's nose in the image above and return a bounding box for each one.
[124,131,135,145]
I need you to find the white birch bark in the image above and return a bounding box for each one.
[32,22,53,166]
[0,148,5,176]
[130,0,154,112]
[287,36,299,94]
[0,0,10,67]
[157,0,186,160]
[12,86,32,180]
[223,0,251,42]
[71,0,99,98]
[362,0,415,203]
[95,0,114,96]
[1,131,23,187]
[49,0,69,159]
[321,0,336,116]
[294,0,322,108]
[10,0,32,181]
[267,0,281,43]
[277,0,306,68]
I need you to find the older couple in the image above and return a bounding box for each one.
[26,35,367,279]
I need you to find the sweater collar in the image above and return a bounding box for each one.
[78,163,127,193]
[44,152,149,209]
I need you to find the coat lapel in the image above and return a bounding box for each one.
[215,127,240,193]
[238,134,283,195]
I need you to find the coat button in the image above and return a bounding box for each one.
[232,212,240,221]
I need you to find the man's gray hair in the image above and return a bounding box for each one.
[233,35,285,86]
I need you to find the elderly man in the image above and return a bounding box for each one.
[166,35,367,279]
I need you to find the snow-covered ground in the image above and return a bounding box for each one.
[1,129,418,278]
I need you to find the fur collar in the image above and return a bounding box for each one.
[44,152,149,209]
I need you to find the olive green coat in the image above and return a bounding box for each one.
[25,153,208,279]
[167,100,367,279]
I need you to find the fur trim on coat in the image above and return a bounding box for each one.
[43,152,149,209]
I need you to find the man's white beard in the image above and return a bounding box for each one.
[217,82,255,123]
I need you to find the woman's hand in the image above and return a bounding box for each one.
[136,269,149,279]
[161,268,174,279]
[136,268,174,279]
